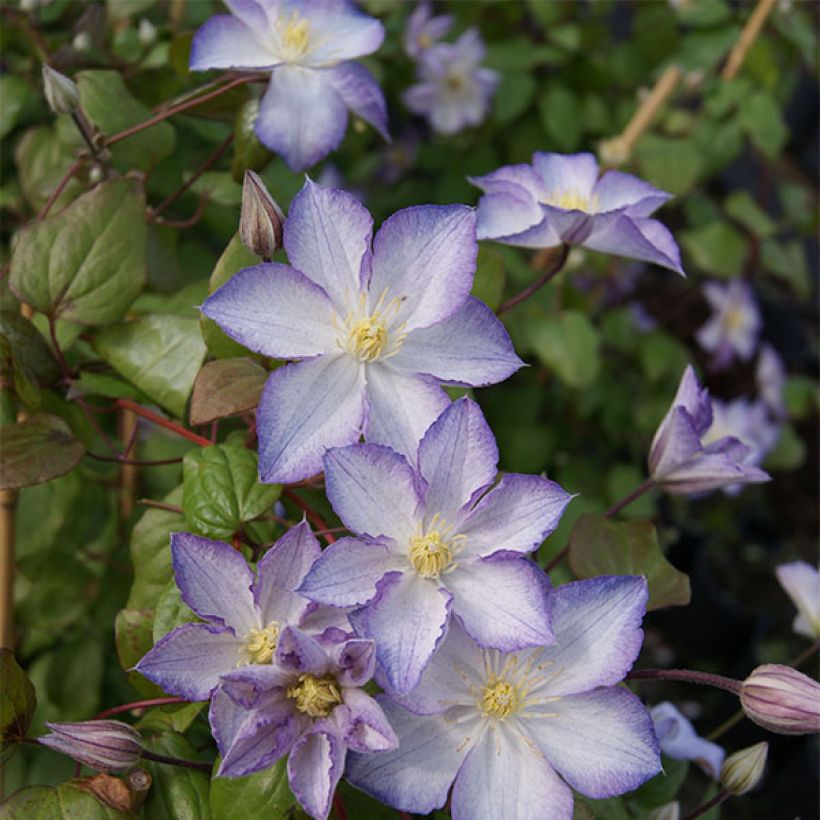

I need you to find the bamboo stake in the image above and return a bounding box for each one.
[721,0,778,82]
[119,409,139,520]
[0,488,17,649]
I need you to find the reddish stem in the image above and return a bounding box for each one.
[94,697,186,720]
[626,668,743,695]
[496,244,570,315]
[154,192,209,229]
[332,793,348,820]
[115,398,211,447]
[284,489,336,544]
[37,158,83,221]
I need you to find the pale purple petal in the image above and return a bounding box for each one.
[189,16,278,71]
[651,701,725,779]
[346,699,470,815]
[300,2,384,65]
[323,443,421,541]
[364,364,450,463]
[469,163,548,204]
[342,688,398,753]
[200,263,337,358]
[447,558,553,650]
[287,730,345,820]
[256,354,366,484]
[474,186,546,241]
[328,63,389,140]
[276,626,330,675]
[416,398,498,522]
[256,66,347,172]
[528,687,661,799]
[284,178,373,307]
[220,664,292,709]
[533,151,599,199]
[592,170,672,217]
[532,576,648,697]
[369,204,477,331]
[254,521,320,625]
[657,449,769,494]
[486,214,563,248]
[648,407,704,480]
[170,532,257,634]
[451,727,573,820]
[457,474,572,558]
[218,709,300,778]
[776,562,820,639]
[135,623,239,701]
[333,638,376,686]
[539,203,594,244]
[224,0,268,29]
[391,298,523,386]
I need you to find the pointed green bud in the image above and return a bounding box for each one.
[240,170,284,259]
[42,65,80,115]
[648,803,680,820]
[720,741,768,795]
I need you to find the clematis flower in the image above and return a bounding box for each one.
[650,701,725,779]
[209,627,396,819]
[189,0,388,172]
[648,366,769,494]
[299,398,572,692]
[403,1,452,58]
[740,664,820,736]
[469,152,685,274]
[403,29,499,135]
[775,561,820,640]
[201,180,522,484]
[38,720,142,773]
[346,577,661,819]
[136,522,328,701]
[695,279,761,370]
[756,343,787,419]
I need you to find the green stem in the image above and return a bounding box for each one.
[682,787,731,820]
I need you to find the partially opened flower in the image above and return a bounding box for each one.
[695,279,761,370]
[136,522,327,701]
[201,180,522,483]
[650,701,725,778]
[299,398,572,692]
[404,29,498,134]
[347,577,660,819]
[190,0,388,171]
[38,720,142,773]
[403,1,452,58]
[210,627,396,819]
[775,561,820,639]
[648,366,769,494]
[470,152,684,274]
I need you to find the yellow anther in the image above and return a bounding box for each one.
[279,11,311,60]
[287,674,342,718]
[543,189,598,213]
[347,316,389,362]
[723,306,746,331]
[480,677,520,720]
[240,621,280,665]
[408,530,453,579]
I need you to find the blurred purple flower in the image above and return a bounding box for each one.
[470,152,684,274]
[650,701,725,779]
[775,561,820,640]
[404,29,499,134]
[695,279,761,370]
[347,577,660,819]
[756,343,787,419]
[403,1,452,58]
[189,0,388,171]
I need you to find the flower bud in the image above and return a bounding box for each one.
[720,741,768,795]
[239,170,284,259]
[648,802,680,820]
[42,65,80,115]
[740,664,820,735]
[38,720,142,772]
[137,19,156,46]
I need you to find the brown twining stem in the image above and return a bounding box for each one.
[94,696,187,720]
[37,158,83,221]
[115,399,212,448]
[153,193,210,230]
[86,453,183,468]
[139,750,212,773]
[137,499,184,514]
[119,408,139,518]
[283,490,336,544]
[682,788,731,820]
[625,667,743,696]
[496,244,570,315]
[721,0,778,82]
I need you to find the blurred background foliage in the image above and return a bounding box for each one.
[0,0,817,818]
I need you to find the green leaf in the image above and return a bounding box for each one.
[189,358,268,426]
[114,609,163,698]
[632,757,690,809]
[152,581,197,643]
[142,732,212,820]
[680,221,747,278]
[470,247,506,312]
[134,701,204,734]
[14,124,83,212]
[77,70,176,171]
[760,238,810,298]
[231,100,274,183]
[724,191,776,238]
[0,311,59,385]
[493,73,536,125]
[639,331,689,383]
[183,444,281,539]
[739,91,787,159]
[635,135,703,196]
[72,371,152,403]
[1,781,136,819]
[530,311,600,388]
[568,514,691,610]
[0,76,36,139]
[45,636,104,720]
[210,757,297,820]
[764,423,805,472]
[0,414,84,489]
[538,85,583,153]
[95,315,206,418]
[10,178,147,325]
[0,650,36,760]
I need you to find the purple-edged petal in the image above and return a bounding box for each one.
[284,179,373,307]
[416,397,498,522]
[528,687,661,799]
[457,474,572,558]
[220,665,292,709]
[364,364,450,463]
[333,638,376,686]
[328,63,389,140]
[648,407,703,480]
[298,537,403,607]
[342,688,398,753]
[474,187,545,241]
[369,204,477,331]
[170,532,257,634]
[300,2,385,65]
[532,576,648,697]
[218,709,300,778]
[346,699,470,815]
[452,727,573,820]
[392,297,523,386]
[254,521,320,626]
[189,16,278,71]
[533,151,599,198]
[287,730,345,820]
[592,170,672,217]
[447,558,553,650]
[488,213,562,248]
[324,443,421,541]
[539,203,594,244]
[200,263,337,358]
[135,623,239,701]
[357,573,452,693]
[256,354,366,484]
[651,701,725,779]
[655,449,769,494]
[469,163,548,203]
[256,66,347,172]
[276,626,329,675]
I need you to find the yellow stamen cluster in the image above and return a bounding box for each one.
[279,11,311,61]
[543,189,598,213]
[287,674,342,718]
[240,621,280,665]
[409,530,453,578]
[335,290,407,363]
[347,316,389,362]
[480,677,520,720]
[723,306,746,332]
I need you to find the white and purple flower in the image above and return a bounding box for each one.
[756,343,787,419]
[403,29,499,135]
[648,366,770,494]
[201,180,522,484]
[650,701,725,779]
[470,152,685,274]
[298,398,572,692]
[403,1,452,59]
[189,0,388,171]
[346,577,661,819]
[775,561,820,640]
[695,279,761,370]
[211,627,396,819]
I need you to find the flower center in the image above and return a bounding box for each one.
[445,71,465,92]
[287,674,342,718]
[408,530,453,578]
[542,189,598,213]
[348,316,389,362]
[723,306,746,332]
[480,677,520,720]
[279,11,311,61]
[239,621,280,665]
[334,290,407,363]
